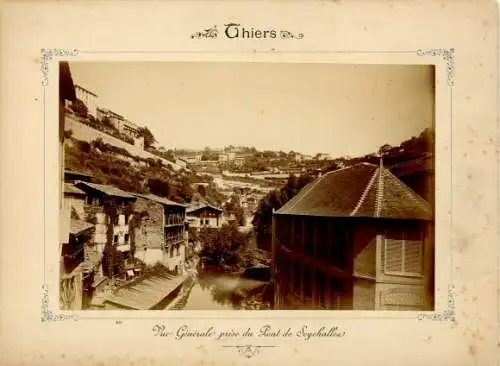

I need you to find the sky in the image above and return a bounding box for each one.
[68,62,434,157]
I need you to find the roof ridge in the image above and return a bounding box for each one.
[375,167,385,217]
[349,166,379,217]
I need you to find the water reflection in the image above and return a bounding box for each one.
[179,270,273,310]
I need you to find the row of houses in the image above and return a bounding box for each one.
[60,169,226,310]
[72,84,145,147]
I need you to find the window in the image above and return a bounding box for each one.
[124,234,129,244]
[384,228,424,276]
[113,235,118,244]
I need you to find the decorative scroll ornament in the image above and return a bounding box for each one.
[40,48,79,86]
[41,284,79,322]
[223,345,275,359]
[280,30,304,39]
[417,285,456,322]
[416,48,455,86]
[190,25,218,39]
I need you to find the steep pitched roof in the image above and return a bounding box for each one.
[74,182,136,199]
[275,162,432,220]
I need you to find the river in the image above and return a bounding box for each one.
[171,268,273,310]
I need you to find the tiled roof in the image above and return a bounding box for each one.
[137,193,187,208]
[70,219,94,235]
[275,162,432,220]
[64,183,86,196]
[186,203,223,214]
[104,273,187,310]
[75,182,137,199]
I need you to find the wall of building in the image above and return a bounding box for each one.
[353,227,377,278]
[65,116,182,171]
[163,244,186,274]
[375,282,426,310]
[135,248,164,266]
[76,88,97,118]
[134,197,165,251]
[63,195,86,220]
[187,215,220,229]
[352,278,376,310]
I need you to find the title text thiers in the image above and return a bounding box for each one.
[224,24,277,39]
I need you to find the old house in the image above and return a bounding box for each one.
[59,219,95,310]
[272,161,434,311]
[186,204,223,230]
[134,194,188,275]
[74,182,137,277]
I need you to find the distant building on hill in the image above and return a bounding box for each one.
[96,107,145,149]
[75,84,98,118]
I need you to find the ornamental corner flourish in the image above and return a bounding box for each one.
[416,48,455,86]
[40,48,79,86]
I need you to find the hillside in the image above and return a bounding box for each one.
[64,136,225,205]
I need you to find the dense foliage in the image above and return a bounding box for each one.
[199,223,250,270]
[65,137,225,206]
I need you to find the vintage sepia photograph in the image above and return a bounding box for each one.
[58,61,436,312]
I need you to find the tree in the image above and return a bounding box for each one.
[138,126,157,149]
[148,178,170,197]
[70,98,88,118]
[201,223,249,268]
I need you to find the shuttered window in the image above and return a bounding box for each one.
[384,228,423,277]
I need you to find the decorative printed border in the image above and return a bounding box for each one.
[279,30,304,40]
[41,285,79,322]
[222,345,276,359]
[40,48,79,85]
[190,24,304,40]
[191,25,218,39]
[417,48,455,86]
[417,285,456,322]
[42,48,455,330]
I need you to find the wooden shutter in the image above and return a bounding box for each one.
[404,240,422,274]
[385,238,403,273]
